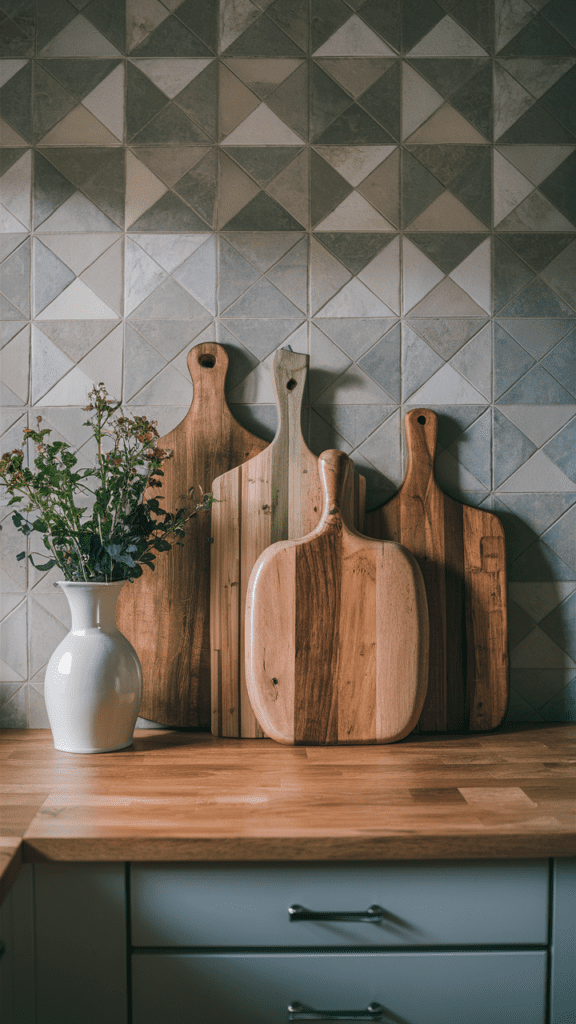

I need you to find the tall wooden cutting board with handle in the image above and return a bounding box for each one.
[245,449,429,745]
[364,408,509,732]
[210,350,366,738]
[115,342,269,728]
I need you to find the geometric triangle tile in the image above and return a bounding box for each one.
[541,329,576,398]
[130,58,213,98]
[315,277,396,317]
[541,243,576,312]
[220,236,261,314]
[406,15,489,57]
[497,491,576,538]
[37,232,118,276]
[223,231,304,274]
[543,416,576,483]
[450,62,493,140]
[541,509,576,571]
[309,150,354,227]
[404,231,488,275]
[124,325,167,402]
[0,237,31,317]
[36,320,120,363]
[225,145,303,188]
[129,15,214,59]
[314,363,392,405]
[309,230,387,275]
[312,103,398,146]
[0,59,29,89]
[80,238,124,315]
[174,0,219,53]
[37,103,121,147]
[404,101,488,143]
[0,325,29,402]
[129,103,211,146]
[497,278,576,318]
[496,142,576,187]
[309,63,355,142]
[32,150,80,229]
[80,149,125,228]
[401,62,444,140]
[82,64,124,141]
[448,237,491,312]
[223,318,303,362]
[407,190,487,231]
[497,100,576,144]
[493,407,537,488]
[499,363,575,405]
[495,2,537,54]
[409,363,488,405]
[493,149,535,225]
[311,404,387,450]
[492,237,536,314]
[127,362,193,406]
[38,15,122,58]
[497,449,576,492]
[449,145,492,226]
[35,279,119,320]
[221,189,305,231]
[496,189,576,232]
[401,322,444,401]
[0,149,31,230]
[0,118,28,148]
[266,237,308,312]
[495,317,574,359]
[172,235,218,315]
[37,191,119,232]
[265,61,309,141]
[500,405,576,447]
[39,362,111,406]
[222,276,303,318]
[128,276,209,319]
[176,61,219,141]
[354,411,402,492]
[265,150,309,228]
[407,317,489,360]
[31,325,75,403]
[222,57,303,100]
[434,447,487,493]
[497,56,576,99]
[498,233,574,274]
[312,15,397,57]
[309,323,353,401]
[124,236,168,316]
[538,150,576,225]
[510,626,575,670]
[129,190,210,232]
[357,321,401,401]
[36,57,121,103]
[33,238,75,316]
[357,235,400,314]
[172,149,219,228]
[309,235,352,315]
[508,582,576,624]
[358,63,401,141]
[498,12,576,58]
[313,58,396,100]
[407,277,488,317]
[222,11,305,58]
[538,676,576,722]
[406,57,489,99]
[508,538,576,583]
[401,236,444,313]
[221,103,305,145]
[315,191,395,231]
[31,64,77,144]
[0,232,27,262]
[450,323,492,398]
[446,409,492,488]
[130,232,210,274]
[401,149,444,228]
[125,61,168,141]
[226,360,276,405]
[493,62,534,140]
[0,62,32,143]
[77,323,123,400]
[218,0,259,53]
[315,317,397,362]
[0,294,26,321]
[130,318,213,361]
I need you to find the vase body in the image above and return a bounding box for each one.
[44,581,142,753]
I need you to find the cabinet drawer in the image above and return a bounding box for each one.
[132,950,547,1024]
[130,860,548,947]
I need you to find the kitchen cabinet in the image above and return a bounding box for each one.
[24,858,575,1024]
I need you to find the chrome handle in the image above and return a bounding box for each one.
[288,1001,384,1020]
[288,904,385,923]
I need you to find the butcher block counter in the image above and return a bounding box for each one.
[1,725,575,1024]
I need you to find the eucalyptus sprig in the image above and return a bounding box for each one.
[0,385,214,583]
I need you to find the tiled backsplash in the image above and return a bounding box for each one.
[1,0,575,729]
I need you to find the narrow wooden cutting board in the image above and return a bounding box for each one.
[210,349,366,738]
[364,408,509,732]
[245,449,429,745]
[115,342,269,728]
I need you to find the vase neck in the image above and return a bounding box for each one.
[59,582,124,632]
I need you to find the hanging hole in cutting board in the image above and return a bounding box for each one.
[286,378,298,390]
[199,354,216,367]
[418,415,426,424]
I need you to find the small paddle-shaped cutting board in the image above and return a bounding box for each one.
[115,342,269,728]
[245,449,429,745]
[210,350,366,738]
[364,408,509,733]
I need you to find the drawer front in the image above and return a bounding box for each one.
[131,860,548,947]
[132,951,547,1024]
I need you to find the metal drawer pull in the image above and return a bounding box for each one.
[288,1000,384,1020]
[288,904,385,923]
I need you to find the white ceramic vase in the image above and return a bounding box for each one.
[44,581,142,753]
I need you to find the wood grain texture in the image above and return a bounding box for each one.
[210,351,366,738]
[364,409,509,733]
[246,450,429,745]
[0,726,574,900]
[115,343,268,728]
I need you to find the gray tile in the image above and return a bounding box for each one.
[224,318,304,360]
[541,328,576,397]
[402,323,444,402]
[228,403,277,442]
[174,61,217,140]
[495,317,574,359]
[313,404,393,447]
[447,408,492,488]
[493,236,536,314]
[510,668,574,711]
[37,57,120,101]
[33,150,76,230]
[307,406,352,457]
[508,598,537,650]
[358,323,401,401]
[130,15,214,57]
[542,508,576,570]
[539,676,576,722]
[494,322,535,399]
[129,277,209,318]
[131,102,212,144]
[222,277,303,318]
[499,279,576,318]
[543,415,576,482]
[0,236,30,316]
[265,237,307,311]
[540,240,576,311]
[0,600,27,680]
[493,408,537,487]
[0,60,31,140]
[173,148,217,227]
[36,319,119,362]
[499,363,574,404]
[218,238,261,314]
[215,322,259,390]
[0,685,27,727]
[33,238,75,317]
[406,317,488,360]
[129,318,212,360]
[123,324,166,401]
[402,149,444,228]
[32,63,77,143]
[222,11,306,56]
[0,231,27,262]
[313,318,396,361]
[129,191,210,232]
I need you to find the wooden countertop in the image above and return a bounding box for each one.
[1,725,575,902]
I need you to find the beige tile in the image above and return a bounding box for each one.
[315,191,395,231]
[127,0,170,52]
[82,64,125,142]
[38,104,121,146]
[407,16,488,56]
[217,151,260,227]
[125,150,168,227]
[408,191,487,231]
[219,64,260,139]
[313,15,396,57]
[406,103,487,143]
[81,238,124,315]
[358,236,400,315]
[0,149,31,230]
[222,103,305,145]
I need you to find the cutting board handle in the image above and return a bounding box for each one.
[186,342,229,408]
[404,408,438,487]
[271,348,308,443]
[318,449,352,529]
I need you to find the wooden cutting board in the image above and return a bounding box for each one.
[115,342,269,728]
[364,408,509,733]
[210,349,366,738]
[245,449,429,745]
